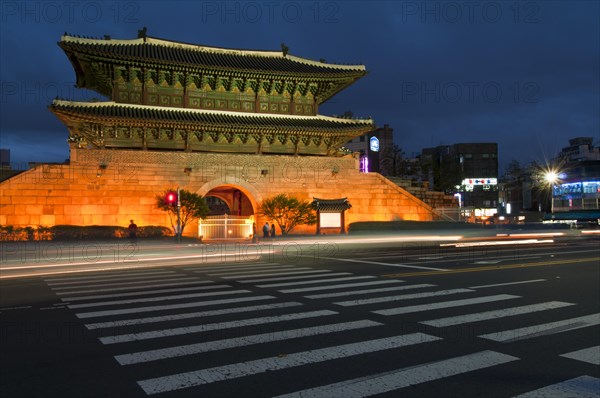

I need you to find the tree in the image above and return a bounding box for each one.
[502,159,524,183]
[421,153,462,194]
[260,194,317,235]
[380,144,405,176]
[156,188,210,236]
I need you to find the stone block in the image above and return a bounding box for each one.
[47,197,71,205]
[40,215,56,226]
[18,197,38,205]
[25,205,43,215]
[7,215,30,225]
[63,205,82,216]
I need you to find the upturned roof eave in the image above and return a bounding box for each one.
[49,100,375,133]
[60,34,366,71]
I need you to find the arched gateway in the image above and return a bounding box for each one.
[198,178,261,239]
[0,32,445,235]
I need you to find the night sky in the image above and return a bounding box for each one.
[1,1,598,173]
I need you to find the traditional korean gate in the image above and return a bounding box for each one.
[198,215,254,240]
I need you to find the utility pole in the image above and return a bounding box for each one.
[176,187,181,243]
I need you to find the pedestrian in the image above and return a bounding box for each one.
[262,222,270,238]
[128,219,138,240]
[270,223,276,238]
[252,222,257,243]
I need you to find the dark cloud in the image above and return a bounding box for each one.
[1,0,598,173]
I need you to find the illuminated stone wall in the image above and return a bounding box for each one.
[0,148,439,236]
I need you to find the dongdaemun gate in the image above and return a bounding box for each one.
[0,31,445,238]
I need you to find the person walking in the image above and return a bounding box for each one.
[262,222,270,239]
[270,223,276,238]
[128,219,138,240]
[252,222,257,243]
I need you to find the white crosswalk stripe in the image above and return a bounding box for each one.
[275,350,519,398]
[44,269,174,282]
[373,294,520,316]
[136,333,441,395]
[479,313,600,342]
[100,309,338,344]
[61,284,233,302]
[85,302,304,330]
[208,266,308,277]
[512,375,600,397]
[50,276,203,291]
[257,275,375,288]
[278,279,402,294]
[468,279,547,289]
[242,272,352,284]
[560,346,600,365]
[219,269,328,279]
[45,272,185,286]
[305,284,436,299]
[75,295,276,319]
[67,289,251,309]
[421,301,575,327]
[186,262,278,272]
[53,280,212,296]
[335,288,474,307]
[115,319,382,365]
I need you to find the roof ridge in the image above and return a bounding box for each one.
[60,34,366,71]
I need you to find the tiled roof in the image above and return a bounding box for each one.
[312,197,352,212]
[60,35,366,75]
[50,100,374,131]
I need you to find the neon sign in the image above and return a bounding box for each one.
[462,178,497,187]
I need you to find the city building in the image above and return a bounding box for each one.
[0,32,445,237]
[0,149,24,182]
[0,149,10,166]
[557,137,600,162]
[344,124,394,174]
[550,137,600,217]
[498,168,550,223]
[422,143,498,222]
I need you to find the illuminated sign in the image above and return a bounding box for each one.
[462,178,497,187]
[360,155,369,173]
[320,213,342,228]
[369,136,379,152]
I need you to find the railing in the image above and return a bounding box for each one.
[198,215,254,240]
[433,207,461,222]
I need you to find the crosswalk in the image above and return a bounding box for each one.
[43,261,600,397]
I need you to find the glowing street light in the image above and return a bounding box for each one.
[545,171,558,184]
[545,170,559,214]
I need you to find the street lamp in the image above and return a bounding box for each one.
[545,171,558,214]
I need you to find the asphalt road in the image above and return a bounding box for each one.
[1,233,599,397]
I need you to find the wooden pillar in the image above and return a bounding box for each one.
[340,211,346,234]
[183,72,189,108]
[316,210,321,235]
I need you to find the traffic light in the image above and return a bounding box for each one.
[166,191,177,206]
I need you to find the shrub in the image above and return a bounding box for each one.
[0,225,173,241]
[348,220,481,234]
